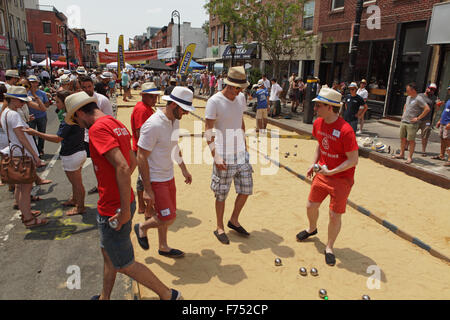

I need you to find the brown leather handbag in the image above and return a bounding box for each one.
[0,111,37,184]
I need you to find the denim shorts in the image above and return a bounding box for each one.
[97,201,136,270]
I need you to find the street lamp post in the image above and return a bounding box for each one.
[230,44,237,68]
[171,10,181,69]
[347,0,364,83]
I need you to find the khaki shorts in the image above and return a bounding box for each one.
[418,121,432,140]
[440,126,449,140]
[400,122,419,141]
[256,108,268,120]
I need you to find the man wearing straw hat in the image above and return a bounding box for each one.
[134,87,194,258]
[130,82,159,216]
[296,86,359,266]
[64,91,182,300]
[205,66,253,245]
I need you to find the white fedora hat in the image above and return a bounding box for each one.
[28,75,39,82]
[59,74,71,84]
[100,72,113,79]
[312,87,343,107]
[5,86,32,102]
[141,82,161,95]
[76,66,87,75]
[162,86,195,112]
[223,66,249,88]
[64,92,97,125]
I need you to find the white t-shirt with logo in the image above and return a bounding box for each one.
[357,88,369,101]
[205,92,246,160]
[0,108,38,157]
[270,83,283,101]
[138,109,180,183]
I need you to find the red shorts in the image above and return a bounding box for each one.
[152,178,177,221]
[308,174,354,214]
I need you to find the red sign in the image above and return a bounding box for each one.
[0,35,8,50]
[99,49,158,63]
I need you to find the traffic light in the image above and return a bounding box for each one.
[106,37,110,45]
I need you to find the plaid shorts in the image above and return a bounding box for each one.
[211,162,254,202]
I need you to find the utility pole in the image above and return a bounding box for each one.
[64,25,70,70]
[346,0,364,83]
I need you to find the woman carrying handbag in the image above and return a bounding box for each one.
[0,86,48,228]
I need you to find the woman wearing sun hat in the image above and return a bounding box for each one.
[296,86,359,267]
[0,86,48,228]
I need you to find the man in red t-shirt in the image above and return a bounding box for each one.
[131,82,160,216]
[64,91,182,300]
[296,87,359,267]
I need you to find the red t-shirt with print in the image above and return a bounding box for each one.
[312,117,359,180]
[131,101,154,152]
[89,116,135,217]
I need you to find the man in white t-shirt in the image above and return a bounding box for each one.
[205,66,253,245]
[260,75,271,91]
[134,87,194,258]
[269,78,283,117]
[356,79,369,134]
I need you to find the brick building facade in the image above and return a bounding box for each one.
[26,8,66,57]
[317,0,442,117]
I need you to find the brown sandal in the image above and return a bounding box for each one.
[23,217,48,229]
[65,207,86,216]
[20,211,42,222]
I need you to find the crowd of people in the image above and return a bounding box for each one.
[0,60,448,300]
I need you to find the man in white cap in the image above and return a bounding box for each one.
[134,86,193,258]
[64,91,182,300]
[95,72,113,98]
[130,82,160,216]
[418,83,440,156]
[343,82,367,133]
[251,79,269,132]
[356,79,369,134]
[205,66,253,245]
[296,86,359,267]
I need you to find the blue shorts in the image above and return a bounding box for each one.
[97,201,136,270]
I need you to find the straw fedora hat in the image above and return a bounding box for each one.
[141,82,161,95]
[5,86,32,102]
[28,75,39,82]
[312,87,343,107]
[5,69,20,78]
[64,92,97,125]
[162,86,195,112]
[224,66,249,88]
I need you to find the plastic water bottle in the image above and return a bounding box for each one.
[109,209,121,229]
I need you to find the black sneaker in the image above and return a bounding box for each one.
[296,229,318,242]
[170,289,183,300]
[88,186,98,195]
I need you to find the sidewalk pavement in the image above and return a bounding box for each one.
[194,94,450,188]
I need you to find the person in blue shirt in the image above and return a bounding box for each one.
[252,80,269,133]
[27,75,50,157]
[121,69,131,102]
[434,85,450,166]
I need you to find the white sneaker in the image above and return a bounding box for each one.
[356,130,362,135]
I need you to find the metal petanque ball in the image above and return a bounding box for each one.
[310,268,318,277]
[362,295,371,300]
[319,289,328,299]
[299,267,307,276]
[275,258,282,266]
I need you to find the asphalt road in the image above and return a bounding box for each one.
[0,103,132,300]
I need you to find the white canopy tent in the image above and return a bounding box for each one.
[106,62,135,70]
[37,58,55,66]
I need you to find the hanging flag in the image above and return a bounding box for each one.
[178,43,196,75]
[118,35,125,80]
